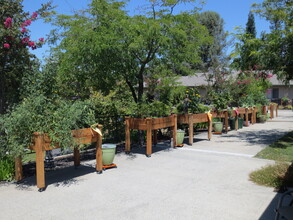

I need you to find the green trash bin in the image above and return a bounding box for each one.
[102,144,116,165]
[238,118,244,129]
[176,129,185,145]
[229,118,236,130]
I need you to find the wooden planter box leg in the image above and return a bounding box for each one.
[35,134,46,192]
[245,111,249,126]
[189,121,193,145]
[173,114,177,147]
[153,130,158,145]
[125,117,131,154]
[74,148,80,167]
[208,117,212,140]
[235,115,238,131]
[146,118,152,157]
[96,126,103,174]
[15,156,23,182]
[225,111,229,133]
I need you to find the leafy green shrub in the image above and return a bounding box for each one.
[0,157,14,181]
[249,163,290,188]
[0,95,96,158]
[284,105,292,110]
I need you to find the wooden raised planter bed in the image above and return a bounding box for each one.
[177,113,212,145]
[15,125,103,192]
[211,110,229,133]
[125,115,177,157]
[237,107,256,126]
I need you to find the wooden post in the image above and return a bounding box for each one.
[208,114,212,140]
[252,108,256,124]
[188,114,193,145]
[235,114,238,131]
[153,130,158,145]
[146,118,152,157]
[276,105,278,117]
[245,108,249,126]
[35,134,45,191]
[173,114,177,147]
[14,156,23,181]
[96,125,103,173]
[270,105,273,119]
[74,148,80,167]
[224,111,229,133]
[262,106,266,115]
[125,117,131,153]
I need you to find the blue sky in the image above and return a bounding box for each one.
[22,0,270,61]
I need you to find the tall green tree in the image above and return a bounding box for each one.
[252,0,293,81]
[197,11,228,71]
[246,11,256,38]
[231,11,259,71]
[0,0,52,113]
[53,0,211,105]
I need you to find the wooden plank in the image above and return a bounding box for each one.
[172,115,177,147]
[35,134,45,190]
[189,114,193,145]
[177,114,189,124]
[96,125,103,173]
[125,117,131,153]
[153,130,158,145]
[128,118,147,130]
[245,109,249,126]
[192,113,209,123]
[14,156,23,181]
[74,148,80,167]
[146,118,152,156]
[224,111,229,133]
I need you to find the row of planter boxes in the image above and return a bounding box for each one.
[15,104,278,191]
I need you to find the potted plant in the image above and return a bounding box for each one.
[212,118,223,133]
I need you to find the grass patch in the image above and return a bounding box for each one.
[251,131,293,189]
[255,131,293,162]
[249,163,291,188]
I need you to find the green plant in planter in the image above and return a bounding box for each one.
[0,95,96,159]
[281,96,290,106]
[257,112,269,123]
[0,156,14,181]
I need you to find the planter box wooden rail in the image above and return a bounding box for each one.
[177,113,212,145]
[15,125,103,192]
[125,115,177,157]
[237,107,256,126]
[211,110,229,133]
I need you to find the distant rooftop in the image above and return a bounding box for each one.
[177,73,293,87]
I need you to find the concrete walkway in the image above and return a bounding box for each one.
[1,110,293,220]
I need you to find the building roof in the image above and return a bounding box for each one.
[177,73,293,87]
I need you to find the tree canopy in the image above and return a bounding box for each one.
[52,0,211,105]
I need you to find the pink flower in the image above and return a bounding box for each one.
[22,20,32,27]
[3,43,10,48]
[4,17,12,28]
[39,38,44,43]
[21,28,27,33]
[267,74,273,78]
[31,12,38,19]
[28,41,35,47]
[237,81,241,84]
[22,37,30,43]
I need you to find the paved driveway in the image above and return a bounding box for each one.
[1,110,293,220]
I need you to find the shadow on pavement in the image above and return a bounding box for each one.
[219,129,289,146]
[15,164,96,191]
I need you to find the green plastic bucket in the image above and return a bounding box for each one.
[176,130,185,145]
[102,144,116,165]
[238,118,243,129]
[229,118,236,130]
[213,122,223,132]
